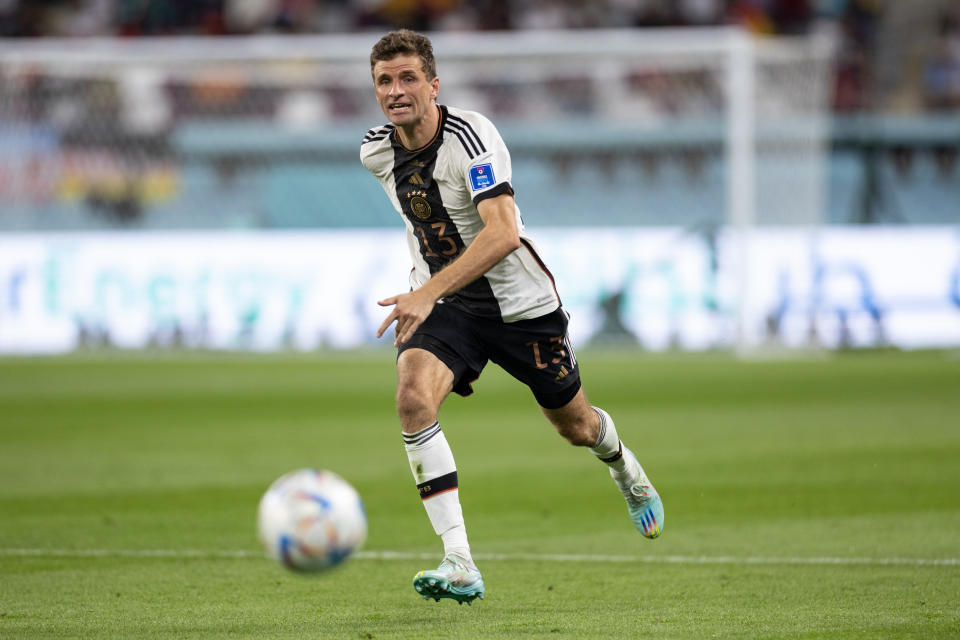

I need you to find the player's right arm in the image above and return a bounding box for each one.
[377,191,520,346]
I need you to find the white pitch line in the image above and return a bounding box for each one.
[0,548,957,567]
[0,548,261,559]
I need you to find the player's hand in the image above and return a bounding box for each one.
[376,289,437,347]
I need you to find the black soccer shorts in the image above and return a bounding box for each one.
[396,302,582,410]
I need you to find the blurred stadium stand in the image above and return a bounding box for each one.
[2,115,956,231]
[0,0,957,232]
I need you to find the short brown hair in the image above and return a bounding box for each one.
[370,29,437,80]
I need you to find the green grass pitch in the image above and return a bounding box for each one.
[1,349,958,639]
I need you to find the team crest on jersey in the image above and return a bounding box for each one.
[407,189,432,220]
[469,163,495,191]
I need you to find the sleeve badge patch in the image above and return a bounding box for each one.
[469,163,495,191]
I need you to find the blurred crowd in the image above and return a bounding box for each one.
[0,0,851,36]
[0,0,958,113]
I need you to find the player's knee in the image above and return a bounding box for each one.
[395,383,437,430]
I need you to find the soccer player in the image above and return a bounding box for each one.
[361,29,663,605]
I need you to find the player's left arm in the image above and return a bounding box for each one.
[377,193,521,346]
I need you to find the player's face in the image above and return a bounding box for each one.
[373,55,439,129]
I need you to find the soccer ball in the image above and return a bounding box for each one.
[257,468,367,573]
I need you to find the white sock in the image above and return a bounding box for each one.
[589,406,628,474]
[402,422,472,562]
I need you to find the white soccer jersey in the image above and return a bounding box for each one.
[360,105,560,322]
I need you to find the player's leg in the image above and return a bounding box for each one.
[396,347,473,563]
[396,348,485,603]
[486,308,663,538]
[540,389,664,538]
[394,306,487,603]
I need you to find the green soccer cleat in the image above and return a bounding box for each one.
[413,554,485,604]
[613,448,664,539]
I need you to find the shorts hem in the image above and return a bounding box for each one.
[533,378,582,410]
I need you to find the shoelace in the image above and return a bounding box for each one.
[439,557,478,583]
[439,558,476,586]
[619,477,651,503]
[629,483,651,500]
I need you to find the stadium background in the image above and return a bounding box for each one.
[0,0,958,354]
[1,3,959,639]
